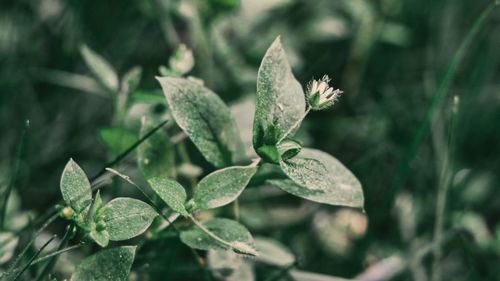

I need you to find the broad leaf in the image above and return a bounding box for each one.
[254,237,295,267]
[147,177,188,216]
[102,198,158,241]
[80,45,119,93]
[99,127,138,157]
[137,119,175,179]
[180,218,255,254]
[253,36,306,154]
[192,164,258,210]
[273,148,364,208]
[71,246,135,281]
[157,77,241,167]
[60,159,92,213]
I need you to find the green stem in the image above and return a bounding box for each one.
[12,235,57,281]
[386,2,497,209]
[32,243,83,266]
[0,120,29,230]
[432,96,460,281]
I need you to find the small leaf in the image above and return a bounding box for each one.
[157,77,241,167]
[137,119,175,179]
[71,246,136,281]
[277,139,302,161]
[180,218,255,253]
[147,177,188,216]
[89,226,109,248]
[193,164,258,210]
[99,127,138,157]
[253,37,306,154]
[120,66,142,94]
[272,148,364,208]
[80,45,119,93]
[60,159,92,213]
[254,237,295,267]
[102,198,158,241]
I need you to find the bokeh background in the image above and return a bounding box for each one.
[1,0,500,280]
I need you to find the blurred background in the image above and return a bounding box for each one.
[1,0,500,280]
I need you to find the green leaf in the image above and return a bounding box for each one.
[253,36,306,153]
[180,218,255,253]
[272,148,364,208]
[89,225,109,248]
[254,237,295,267]
[71,246,136,281]
[120,66,142,94]
[137,119,175,179]
[147,177,188,216]
[102,198,158,241]
[99,127,138,157]
[157,77,241,167]
[80,45,119,93]
[207,249,255,281]
[193,164,258,210]
[60,159,92,213]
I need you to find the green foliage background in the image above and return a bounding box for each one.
[1,0,500,280]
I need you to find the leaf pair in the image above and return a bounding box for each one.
[60,159,158,247]
[147,163,258,216]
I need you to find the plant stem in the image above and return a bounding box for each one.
[386,2,497,212]
[0,120,29,230]
[432,96,459,281]
[32,243,83,266]
[277,107,311,144]
[12,235,57,281]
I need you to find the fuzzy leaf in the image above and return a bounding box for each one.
[71,246,135,281]
[253,37,306,153]
[193,164,258,210]
[102,198,158,241]
[60,159,92,213]
[157,77,241,167]
[180,218,255,254]
[273,148,363,208]
[147,177,188,216]
[137,119,175,179]
[80,45,119,93]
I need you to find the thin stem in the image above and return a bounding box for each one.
[12,235,57,281]
[432,96,460,281]
[32,243,83,266]
[6,213,59,275]
[386,2,497,210]
[34,225,75,281]
[277,107,311,144]
[0,120,29,230]
[90,119,170,182]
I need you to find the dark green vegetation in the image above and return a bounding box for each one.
[1,0,500,280]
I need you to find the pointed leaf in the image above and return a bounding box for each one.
[147,177,188,216]
[80,45,119,93]
[253,37,306,153]
[60,159,92,213]
[273,148,364,208]
[102,198,158,241]
[193,164,258,210]
[157,77,241,167]
[71,246,135,281]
